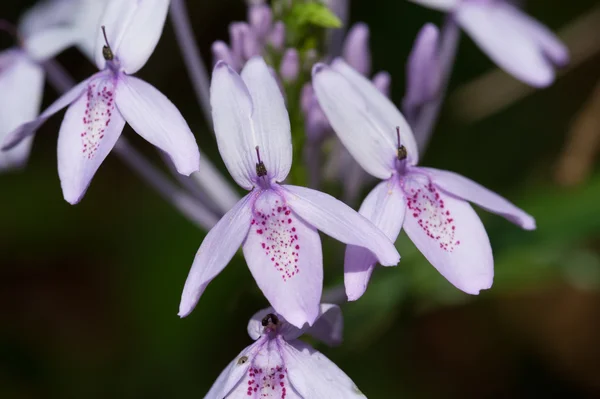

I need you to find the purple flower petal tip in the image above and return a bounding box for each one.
[311,63,328,76]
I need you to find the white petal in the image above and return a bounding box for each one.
[58,74,125,204]
[204,341,259,399]
[332,60,419,165]
[179,194,254,318]
[283,340,366,398]
[210,61,256,189]
[23,27,78,61]
[241,57,293,182]
[2,75,93,151]
[115,75,200,176]
[0,51,44,171]
[18,0,74,39]
[402,169,494,294]
[95,0,170,74]
[243,189,322,328]
[456,2,556,87]
[406,0,458,12]
[283,185,400,266]
[345,179,406,301]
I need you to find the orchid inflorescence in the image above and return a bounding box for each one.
[0,0,567,397]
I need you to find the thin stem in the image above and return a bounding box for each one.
[414,16,461,153]
[43,59,218,229]
[169,0,212,127]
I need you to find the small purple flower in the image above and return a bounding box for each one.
[409,0,569,87]
[2,0,200,204]
[179,57,399,327]
[204,304,366,398]
[312,60,536,300]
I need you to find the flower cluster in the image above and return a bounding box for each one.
[0,0,568,396]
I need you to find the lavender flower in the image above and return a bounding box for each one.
[2,0,200,204]
[409,0,569,87]
[312,60,536,300]
[179,57,400,327]
[204,304,366,398]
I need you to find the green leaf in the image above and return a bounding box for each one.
[291,2,342,29]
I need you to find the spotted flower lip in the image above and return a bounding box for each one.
[312,60,536,301]
[408,0,569,87]
[2,0,200,204]
[178,57,400,328]
[204,304,366,399]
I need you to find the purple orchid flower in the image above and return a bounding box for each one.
[408,0,569,87]
[179,57,400,328]
[204,304,366,398]
[2,0,200,204]
[0,0,105,171]
[312,60,536,300]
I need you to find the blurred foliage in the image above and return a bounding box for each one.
[1,0,600,398]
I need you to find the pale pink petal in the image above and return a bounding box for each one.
[283,185,400,266]
[179,194,254,318]
[345,178,406,301]
[243,189,322,328]
[342,23,371,76]
[402,169,493,294]
[283,340,366,398]
[241,57,292,182]
[95,0,170,74]
[247,304,342,346]
[18,0,74,39]
[57,74,125,204]
[204,340,259,399]
[210,61,256,190]
[115,75,200,176]
[2,75,93,151]
[456,2,557,87]
[0,51,44,171]
[23,26,78,61]
[422,167,536,230]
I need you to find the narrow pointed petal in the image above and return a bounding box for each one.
[241,57,292,182]
[204,341,258,399]
[243,189,322,328]
[342,23,371,76]
[345,179,406,301]
[210,61,256,189]
[95,0,170,74]
[283,185,400,266]
[179,194,254,318]
[23,27,78,61]
[406,0,458,11]
[331,59,420,165]
[422,167,536,230]
[0,51,44,171]
[248,4,273,39]
[247,304,342,345]
[372,71,391,97]
[58,75,125,204]
[2,76,92,151]
[115,75,200,175]
[283,340,366,398]
[455,3,556,87]
[402,170,493,294]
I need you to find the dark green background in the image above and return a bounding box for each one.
[1,0,600,397]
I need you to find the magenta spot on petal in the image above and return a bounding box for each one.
[80,78,116,160]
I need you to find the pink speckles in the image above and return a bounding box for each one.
[80,78,116,160]
[251,191,300,282]
[244,347,289,399]
[403,174,460,252]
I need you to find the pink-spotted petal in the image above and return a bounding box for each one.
[247,304,342,346]
[402,170,493,294]
[422,167,536,230]
[243,189,322,329]
[95,0,170,74]
[0,51,44,171]
[203,340,258,399]
[115,75,200,176]
[57,74,125,204]
[345,178,406,301]
[282,185,401,266]
[2,76,93,151]
[283,340,366,398]
[179,194,254,318]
